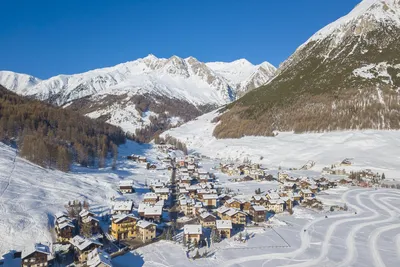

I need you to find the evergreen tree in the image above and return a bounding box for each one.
[381,173,386,180]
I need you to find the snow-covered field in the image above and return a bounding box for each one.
[114,188,400,267]
[0,141,170,256]
[164,110,400,180]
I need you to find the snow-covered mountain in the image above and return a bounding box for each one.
[206,59,276,96]
[0,55,275,135]
[214,0,400,138]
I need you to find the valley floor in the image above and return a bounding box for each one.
[115,188,400,267]
[1,130,400,267]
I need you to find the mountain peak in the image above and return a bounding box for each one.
[308,0,400,43]
[143,54,158,60]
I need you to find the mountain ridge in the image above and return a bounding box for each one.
[214,0,400,138]
[0,55,276,137]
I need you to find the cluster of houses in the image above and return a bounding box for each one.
[219,162,266,179]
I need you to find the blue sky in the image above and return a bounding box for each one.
[1,0,361,79]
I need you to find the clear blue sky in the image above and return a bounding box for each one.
[1,0,361,79]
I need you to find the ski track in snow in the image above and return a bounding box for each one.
[221,189,400,267]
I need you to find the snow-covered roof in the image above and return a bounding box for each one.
[70,235,102,251]
[55,211,67,219]
[216,220,232,229]
[82,216,99,224]
[184,224,202,235]
[154,188,170,194]
[251,205,266,212]
[267,192,280,200]
[144,192,158,199]
[226,198,240,204]
[144,205,162,216]
[87,248,112,267]
[22,243,51,259]
[113,214,138,224]
[79,209,94,218]
[217,206,230,214]
[199,212,216,220]
[136,220,156,229]
[119,180,133,187]
[202,194,219,200]
[58,221,75,230]
[113,200,134,211]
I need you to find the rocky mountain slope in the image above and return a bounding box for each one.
[214,0,400,138]
[0,55,275,136]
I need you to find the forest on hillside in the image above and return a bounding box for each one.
[0,85,126,171]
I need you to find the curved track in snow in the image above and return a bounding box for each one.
[222,189,400,267]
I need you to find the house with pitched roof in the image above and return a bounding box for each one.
[21,243,51,267]
[249,205,267,223]
[183,225,202,243]
[110,214,138,240]
[136,220,157,243]
[87,248,113,267]
[70,236,102,263]
[216,220,232,239]
[199,212,216,228]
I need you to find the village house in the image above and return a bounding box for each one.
[55,213,76,243]
[111,214,138,240]
[224,198,241,209]
[202,194,218,209]
[154,188,170,201]
[87,248,113,267]
[112,200,134,215]
[138,203,163,223]
[79,209,96,221]
[224,209,247,226]
[143,192,159,204]
[266,199,285,213]
[252,195,267,206]
[216,220,232,239]
[136,220,157,243]
[300,189,313,199]
[183,225,203,243]
[150,181,166,191]
[179,198,193,216]
[21,243,51,267]
[280,197,294,211]
[70,235,102,263]
[266,192,280,201]
[196,189,217,199]
[249,205,267,223]
[199,212,216,228]
[119,180,134,194]
[81,215,100,236]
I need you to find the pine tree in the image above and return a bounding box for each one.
[381,173,386,180]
